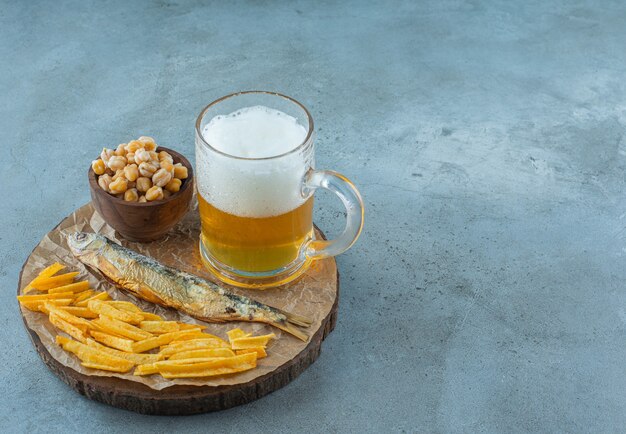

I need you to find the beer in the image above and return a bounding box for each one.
[198,195,313,272]
[197,105,312,273]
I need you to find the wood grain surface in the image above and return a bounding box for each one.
[18,216,339,415]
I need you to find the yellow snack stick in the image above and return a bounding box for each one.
[139,321,180,334]
[45,303,99,331]
[58,306,98,319]
[157,353,257,378]
[89,330,135,352]
[230,334,276,350]
[161,364,256,379]
[169,348,235,360]
[226,328,251,342]
[30,272,79,290]
[18,300,44,312]
[49,313,87,343]
[92,315,152,341]
[72,289,95,304]
[38,300,75,314]
[235,347,267,359]
[159,338,230,357]
[138,312,163,321]
[75,291,110,307]
[23,262,65,294]
[88,300,144,324]
[20,302,43,312]
[172,330,224,348]
[136,354,254,376]
[178,323,206,331]
[47,281,90,294]
[17,292,75,302]
[37,303,53,314]
[56,335,134,372]
[109,301,166,322]
[52,312,89,334]
[106,301,142,313]
[151,357,233,367]
[80,361,133,373]
[19,299,72,313]
[85,339,161,364]
[134,364,159,376]
[131,330,203,353]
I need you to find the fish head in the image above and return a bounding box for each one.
[67,232,105,258]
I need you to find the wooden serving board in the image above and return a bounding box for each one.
[17,202,339,415]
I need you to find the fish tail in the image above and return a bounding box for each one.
[263,308,312,341]
[270,320,310,342]
[283,310,313,327]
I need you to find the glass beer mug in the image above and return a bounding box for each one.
[195,91,364,288]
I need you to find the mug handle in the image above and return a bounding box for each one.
[303,169,365,260]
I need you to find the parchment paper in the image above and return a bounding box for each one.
[18,199,337,390]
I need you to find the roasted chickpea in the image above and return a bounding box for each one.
[109,177,128,194]
[98,173,113,192]
[165,177,182,193]
[114,143,127,156]
[136,176,152,192]
[134,149,151,165]
[138,161,158,177]
[145,185,164,201]
[95,136,187,200]
[124,188,139,202]
[126,140,144,153]
[112,169,125,181]
[138,136,156,146]
[92,159,106,175]
[100,148,115,163]
[124,163,139,182]
[160,160,174,173]
[173,163,188,179]
[107,155,127,171]
[158,151,173,164]
[152,168,172,187]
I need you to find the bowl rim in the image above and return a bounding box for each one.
[88,146,194,207]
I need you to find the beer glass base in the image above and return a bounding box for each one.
[199,240,312,289]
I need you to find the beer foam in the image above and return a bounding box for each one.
[197,106,311,218]
[202,106,307,158]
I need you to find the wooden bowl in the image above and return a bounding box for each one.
[88,147,194,242]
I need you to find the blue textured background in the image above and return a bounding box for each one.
[2,0,626,432]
